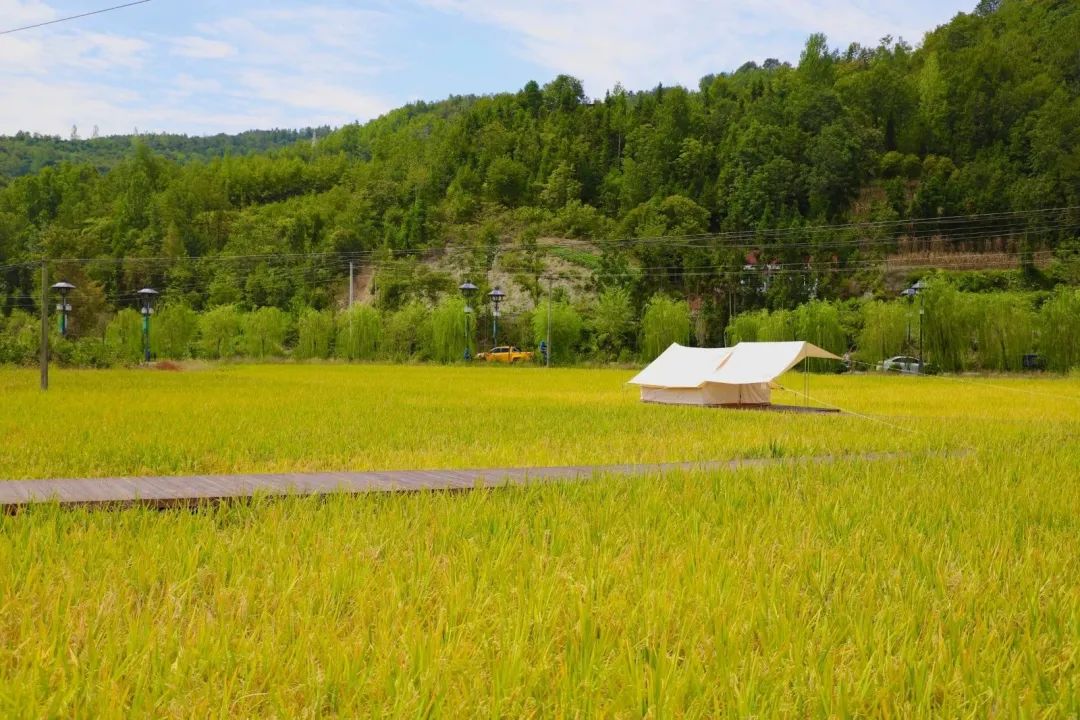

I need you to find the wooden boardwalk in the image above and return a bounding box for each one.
[0,453,896,511]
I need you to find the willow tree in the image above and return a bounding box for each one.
[381,301,432,361]
[295,309,334,360]
[969,293,1036,371]
[152,304,199,359]
[240,306,291,359]
[531,300,583,364]
[335,305,382,361]
[856,301,909,364]
[430,297,471,363]
[104,309,144,363]
[921,278,974,372]
[757,309,796,342]
[725,309,766,344]
[641,294,690,360]
[197,305,242,360]
[1038,287,1080,372]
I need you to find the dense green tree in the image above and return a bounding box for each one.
[484,157,530,206]
[0,0,1078,363]
[589,287,635,360]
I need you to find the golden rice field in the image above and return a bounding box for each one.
[1,363,1077,479]
[1,364,1079,717]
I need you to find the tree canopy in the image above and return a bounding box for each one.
[1,0,1078,326]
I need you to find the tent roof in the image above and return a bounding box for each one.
[629,341,840,389]
[706,341,840,385]
[627,344,730,388]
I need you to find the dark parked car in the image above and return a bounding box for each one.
[1022,353,1046,371]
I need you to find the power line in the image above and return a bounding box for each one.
[0,0,151,36]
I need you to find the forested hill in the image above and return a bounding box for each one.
[0,127,329,177]
[1,0,1078,322]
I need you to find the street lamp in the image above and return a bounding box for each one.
[51,281,75,336]
[459,281,477,360]
[901,279,926,372]
[137,287,159,363]
[488,287,505,347]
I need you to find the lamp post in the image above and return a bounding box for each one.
[51,281,75,336]
[488,287,505,347]
[137,287,158,363]
[459,281,477,360]
[901,279,926,372]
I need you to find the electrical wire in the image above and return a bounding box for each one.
[0,0,151,36]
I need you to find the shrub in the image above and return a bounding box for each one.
[0,311,40,365]
[52,335,116,368]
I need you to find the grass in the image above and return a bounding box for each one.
[1,364,1075,480]
[1,364,1079,716]
[546,245,603,271]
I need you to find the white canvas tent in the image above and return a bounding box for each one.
[629,341,841,407]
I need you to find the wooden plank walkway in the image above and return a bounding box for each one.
[0,453,901,511]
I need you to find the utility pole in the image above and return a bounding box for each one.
[546,275,552,368]
[918,292,924,371]
[348,260,354,308]
[39,261,48,391]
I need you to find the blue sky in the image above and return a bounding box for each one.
[1,0,975,137]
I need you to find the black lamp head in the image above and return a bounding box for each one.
[51,281,75,297]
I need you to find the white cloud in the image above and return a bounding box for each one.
[0,76,136,135]
[234,70,391,122]
[0,0,53,27]
[0,0,971,136]
[422,0,967,95]
[0,1,396,135]
[170,36,237,60]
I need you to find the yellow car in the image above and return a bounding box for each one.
[475,345,535,363]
